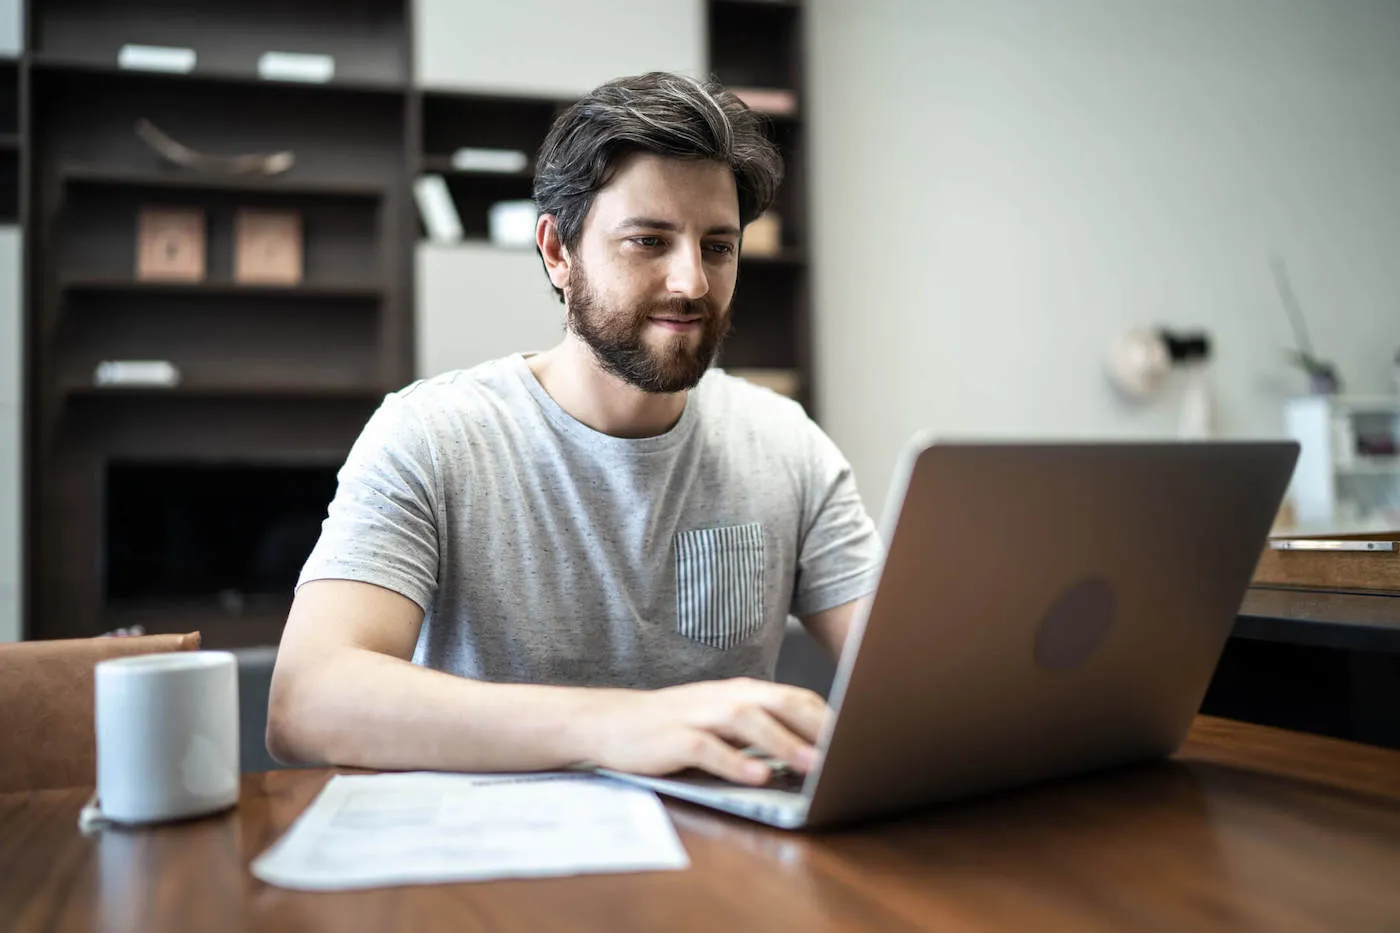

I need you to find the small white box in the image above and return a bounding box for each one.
[118,44,196,74]
[451,148,529,174]
[93,360,181,388]
[258,51,335,84]
[488,201,538,248]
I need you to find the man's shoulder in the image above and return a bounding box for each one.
[696,368,812,430]
[389,356,527,419]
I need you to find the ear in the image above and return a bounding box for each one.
[537,214,572,292]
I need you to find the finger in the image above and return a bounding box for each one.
[714,706,817,772]
[754,683,831,745]
[685,731,771,786]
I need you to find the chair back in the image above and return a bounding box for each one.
[0,632,202,792]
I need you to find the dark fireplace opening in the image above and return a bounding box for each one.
[104,461,339,605]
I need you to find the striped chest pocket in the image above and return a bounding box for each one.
[674,523,766,650]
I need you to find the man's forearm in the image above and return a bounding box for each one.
[267,647,616,772]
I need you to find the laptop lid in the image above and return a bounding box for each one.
[800,438,1298,828]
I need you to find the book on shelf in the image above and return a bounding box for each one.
[414,174,464,244]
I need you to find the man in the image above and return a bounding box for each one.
[267,73,883,787]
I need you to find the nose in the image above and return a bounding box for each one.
[665,244,710,301]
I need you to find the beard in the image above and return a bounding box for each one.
[565,259,732,394]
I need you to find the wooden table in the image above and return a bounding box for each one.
[4,717,1399,933]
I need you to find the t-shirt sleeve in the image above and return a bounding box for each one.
[297,393,441,612]
[789,423,885,618]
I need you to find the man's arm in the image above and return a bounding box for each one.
[267,579,831,785]
[800,595,871,661]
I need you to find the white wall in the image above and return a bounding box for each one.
[0,227,21,642]
[416,243,563,378]
[808,0,1400,518]
[0,0,21,56]
[415,0,704,96]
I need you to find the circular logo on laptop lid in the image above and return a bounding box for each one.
[1034,577,1117,671]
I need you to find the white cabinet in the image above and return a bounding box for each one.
[1284,395,1400,530]
[414,0,705,97]
[416,243,564,379]
[0,226,20,642]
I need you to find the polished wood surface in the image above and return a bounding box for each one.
[3,717,1398,933]
[1253,531,1400,595]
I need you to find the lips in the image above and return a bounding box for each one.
[648,315,702,331]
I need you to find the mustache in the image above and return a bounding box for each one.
[639,297,716,320]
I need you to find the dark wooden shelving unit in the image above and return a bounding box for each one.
[16,0,815,647]
[61,165,387,200]
[59,277,386,300]
[0,55,17,223]
[22,0,415,645]
[64,383,392,401]
[28,53,408,96]
[706,0,811,407]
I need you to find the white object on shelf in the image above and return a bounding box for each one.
[118,44,196,74]
[451,148,529,174]
[258,51,335,84]
[413,175,464,244]
[1283,395,1400,528]
[93,360,181,388]
[488,200,538,248]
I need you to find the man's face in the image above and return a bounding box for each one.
[564,153,741,394]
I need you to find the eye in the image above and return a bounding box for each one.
[629,236,665,249]
[706,241,737,256]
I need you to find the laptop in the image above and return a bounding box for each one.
[599,437,1299,829]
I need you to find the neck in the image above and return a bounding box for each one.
[527,334,690,438]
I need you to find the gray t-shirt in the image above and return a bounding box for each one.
[298,354,883,689]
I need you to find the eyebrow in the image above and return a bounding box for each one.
[615,216,741,238]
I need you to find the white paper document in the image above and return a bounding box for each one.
[250,772,689,891]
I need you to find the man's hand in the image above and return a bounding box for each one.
[580,678,831,786]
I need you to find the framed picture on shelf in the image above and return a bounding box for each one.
[234,208,303,285]
[136,206,206,281]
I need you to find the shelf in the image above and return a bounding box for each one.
[61,165,386,200]
[65,382,390,401]
[104,596,292,650]
[420,87,574,110]
[60,278,385,300]
[30,55,407,96]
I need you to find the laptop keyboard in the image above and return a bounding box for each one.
[745,753,807,792]
[763,765,807,792]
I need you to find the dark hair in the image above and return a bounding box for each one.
[533,72,784,301]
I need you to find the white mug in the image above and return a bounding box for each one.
[94,650,241,825]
